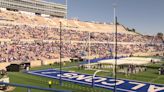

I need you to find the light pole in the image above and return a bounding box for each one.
[112,3,116,77]
[59,22,62,86]
[114,16,118,92]
[65,0,67,19]
[112,3,118,92]
[88,31,91,69]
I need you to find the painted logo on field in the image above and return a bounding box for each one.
[27,69,164,92]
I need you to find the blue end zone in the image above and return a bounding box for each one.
[27,69,164,92]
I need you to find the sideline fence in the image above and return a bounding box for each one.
[0,82,71,92]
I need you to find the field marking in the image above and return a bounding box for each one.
[27,69,164,92]
[28,70,136,92]
[28,68,164,86]
[149,75,162,83]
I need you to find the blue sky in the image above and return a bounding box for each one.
[45,0,164,35]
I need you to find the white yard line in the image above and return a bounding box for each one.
[149,75,161,83]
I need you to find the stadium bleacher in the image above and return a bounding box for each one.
[0,9,163,65]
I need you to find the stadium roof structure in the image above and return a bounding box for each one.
[0,0,67,18]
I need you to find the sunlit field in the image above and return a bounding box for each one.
[8,56,164,92]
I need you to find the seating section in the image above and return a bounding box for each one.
[0,9,163,63]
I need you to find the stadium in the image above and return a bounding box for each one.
[0,0,164,92]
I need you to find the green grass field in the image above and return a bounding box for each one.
[5,57,164,92]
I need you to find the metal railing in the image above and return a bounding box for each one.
[0,82,71,92]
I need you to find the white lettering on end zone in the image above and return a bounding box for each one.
[89,77,107,83]
[58,73,93,81]
[56,72,164,92]
[148,85,164,92]
[129,82,146,90]
[101,79,124,86]
[29,69,164,92]
[41,72,58,74]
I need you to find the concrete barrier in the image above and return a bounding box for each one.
[30,60,42,67]
[0,62,10,70]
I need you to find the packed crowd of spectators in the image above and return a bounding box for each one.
[0,40,163,63]
[0,10,163,63]
[0,25,163,43]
